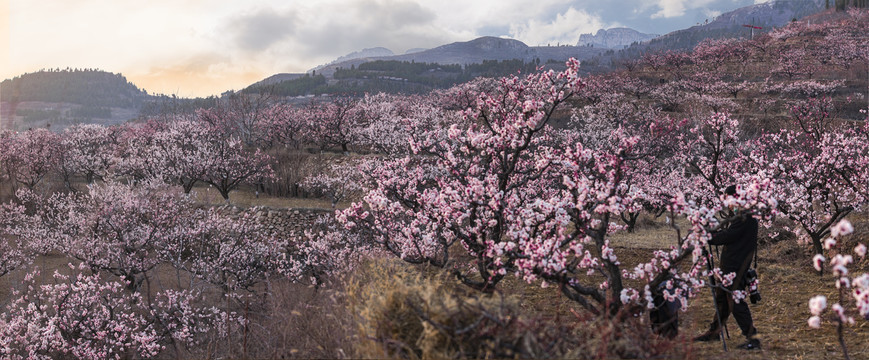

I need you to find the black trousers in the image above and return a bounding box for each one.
[709,285,756,338]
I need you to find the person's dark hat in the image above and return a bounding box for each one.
[724,185,737,196]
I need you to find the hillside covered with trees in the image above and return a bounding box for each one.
[0,69,153,130]
[243,59,544,97]
[0,68,150,108]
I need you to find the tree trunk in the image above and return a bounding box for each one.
[837,284,851,359]
[621,211,640,233]
[812,234,824,256]
[182,179,196,194]
[219,188,231,202]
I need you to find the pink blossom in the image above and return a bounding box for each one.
[809,295,827,316]
[808,316,822,328]
[854,244,867,258]
[831,219,854,238]
[813,254,826,272]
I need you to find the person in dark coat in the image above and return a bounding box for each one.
[693,185,760,350]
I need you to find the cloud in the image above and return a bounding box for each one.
[301,0,439,53]
[426,0,570,36]
[508,7,607,46]
[223,0,442,57]
[0,0,8,78]
[131,52,264,97]
[703,9,722,18]
[360,0,437,28]
[651,0,715,19]
[130,0,456,94]
[227,9,297,52]
[3,0,768,97]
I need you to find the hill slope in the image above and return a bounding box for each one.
[617,0,824,55]
[314,37,606,78]
[1,69,149,107]
[0,69,151,130]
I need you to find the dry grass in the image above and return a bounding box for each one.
[609,213,683,249]
[686,214,869,359]
[241,280,353,359]
[520,250,869,360]
[481,212,869,359]
[685,254,869,359]
[347,260,689,359]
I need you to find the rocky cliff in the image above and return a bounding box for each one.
[577,28,658,49]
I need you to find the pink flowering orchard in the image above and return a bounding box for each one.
[14,182,199,290]
[61,124,121,184]
[338,60,778,316]
[0,202,29,278]
[0,7,867,358]
[0,264,221,360]
[0,129,61,192]
[751,98,868,255]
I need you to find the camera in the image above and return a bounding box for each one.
[745,268,761,304]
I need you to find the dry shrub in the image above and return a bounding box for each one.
[765,239,808,265]
[241,280,353,359]
[195,279,353,359]
[348,260,692,359]
[262,149,323,198]
[347,260,428,359]
[638,214,665,230]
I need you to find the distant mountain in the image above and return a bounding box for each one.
[577,28,659,49]
[312,47,395,73]
[617,0,824,55]
[250,73,308,88]
[335,47,394,62]
[243,0,829,97]
[405,48,428,54]
[391,37,533,63]
[0,69,152,130]
[315,37,606,77]
[309,1,827,82]
[240,35,612,97]
[241,73,327,97]
[531,45,608,66]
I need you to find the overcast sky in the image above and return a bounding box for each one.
[0,0,769,97]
